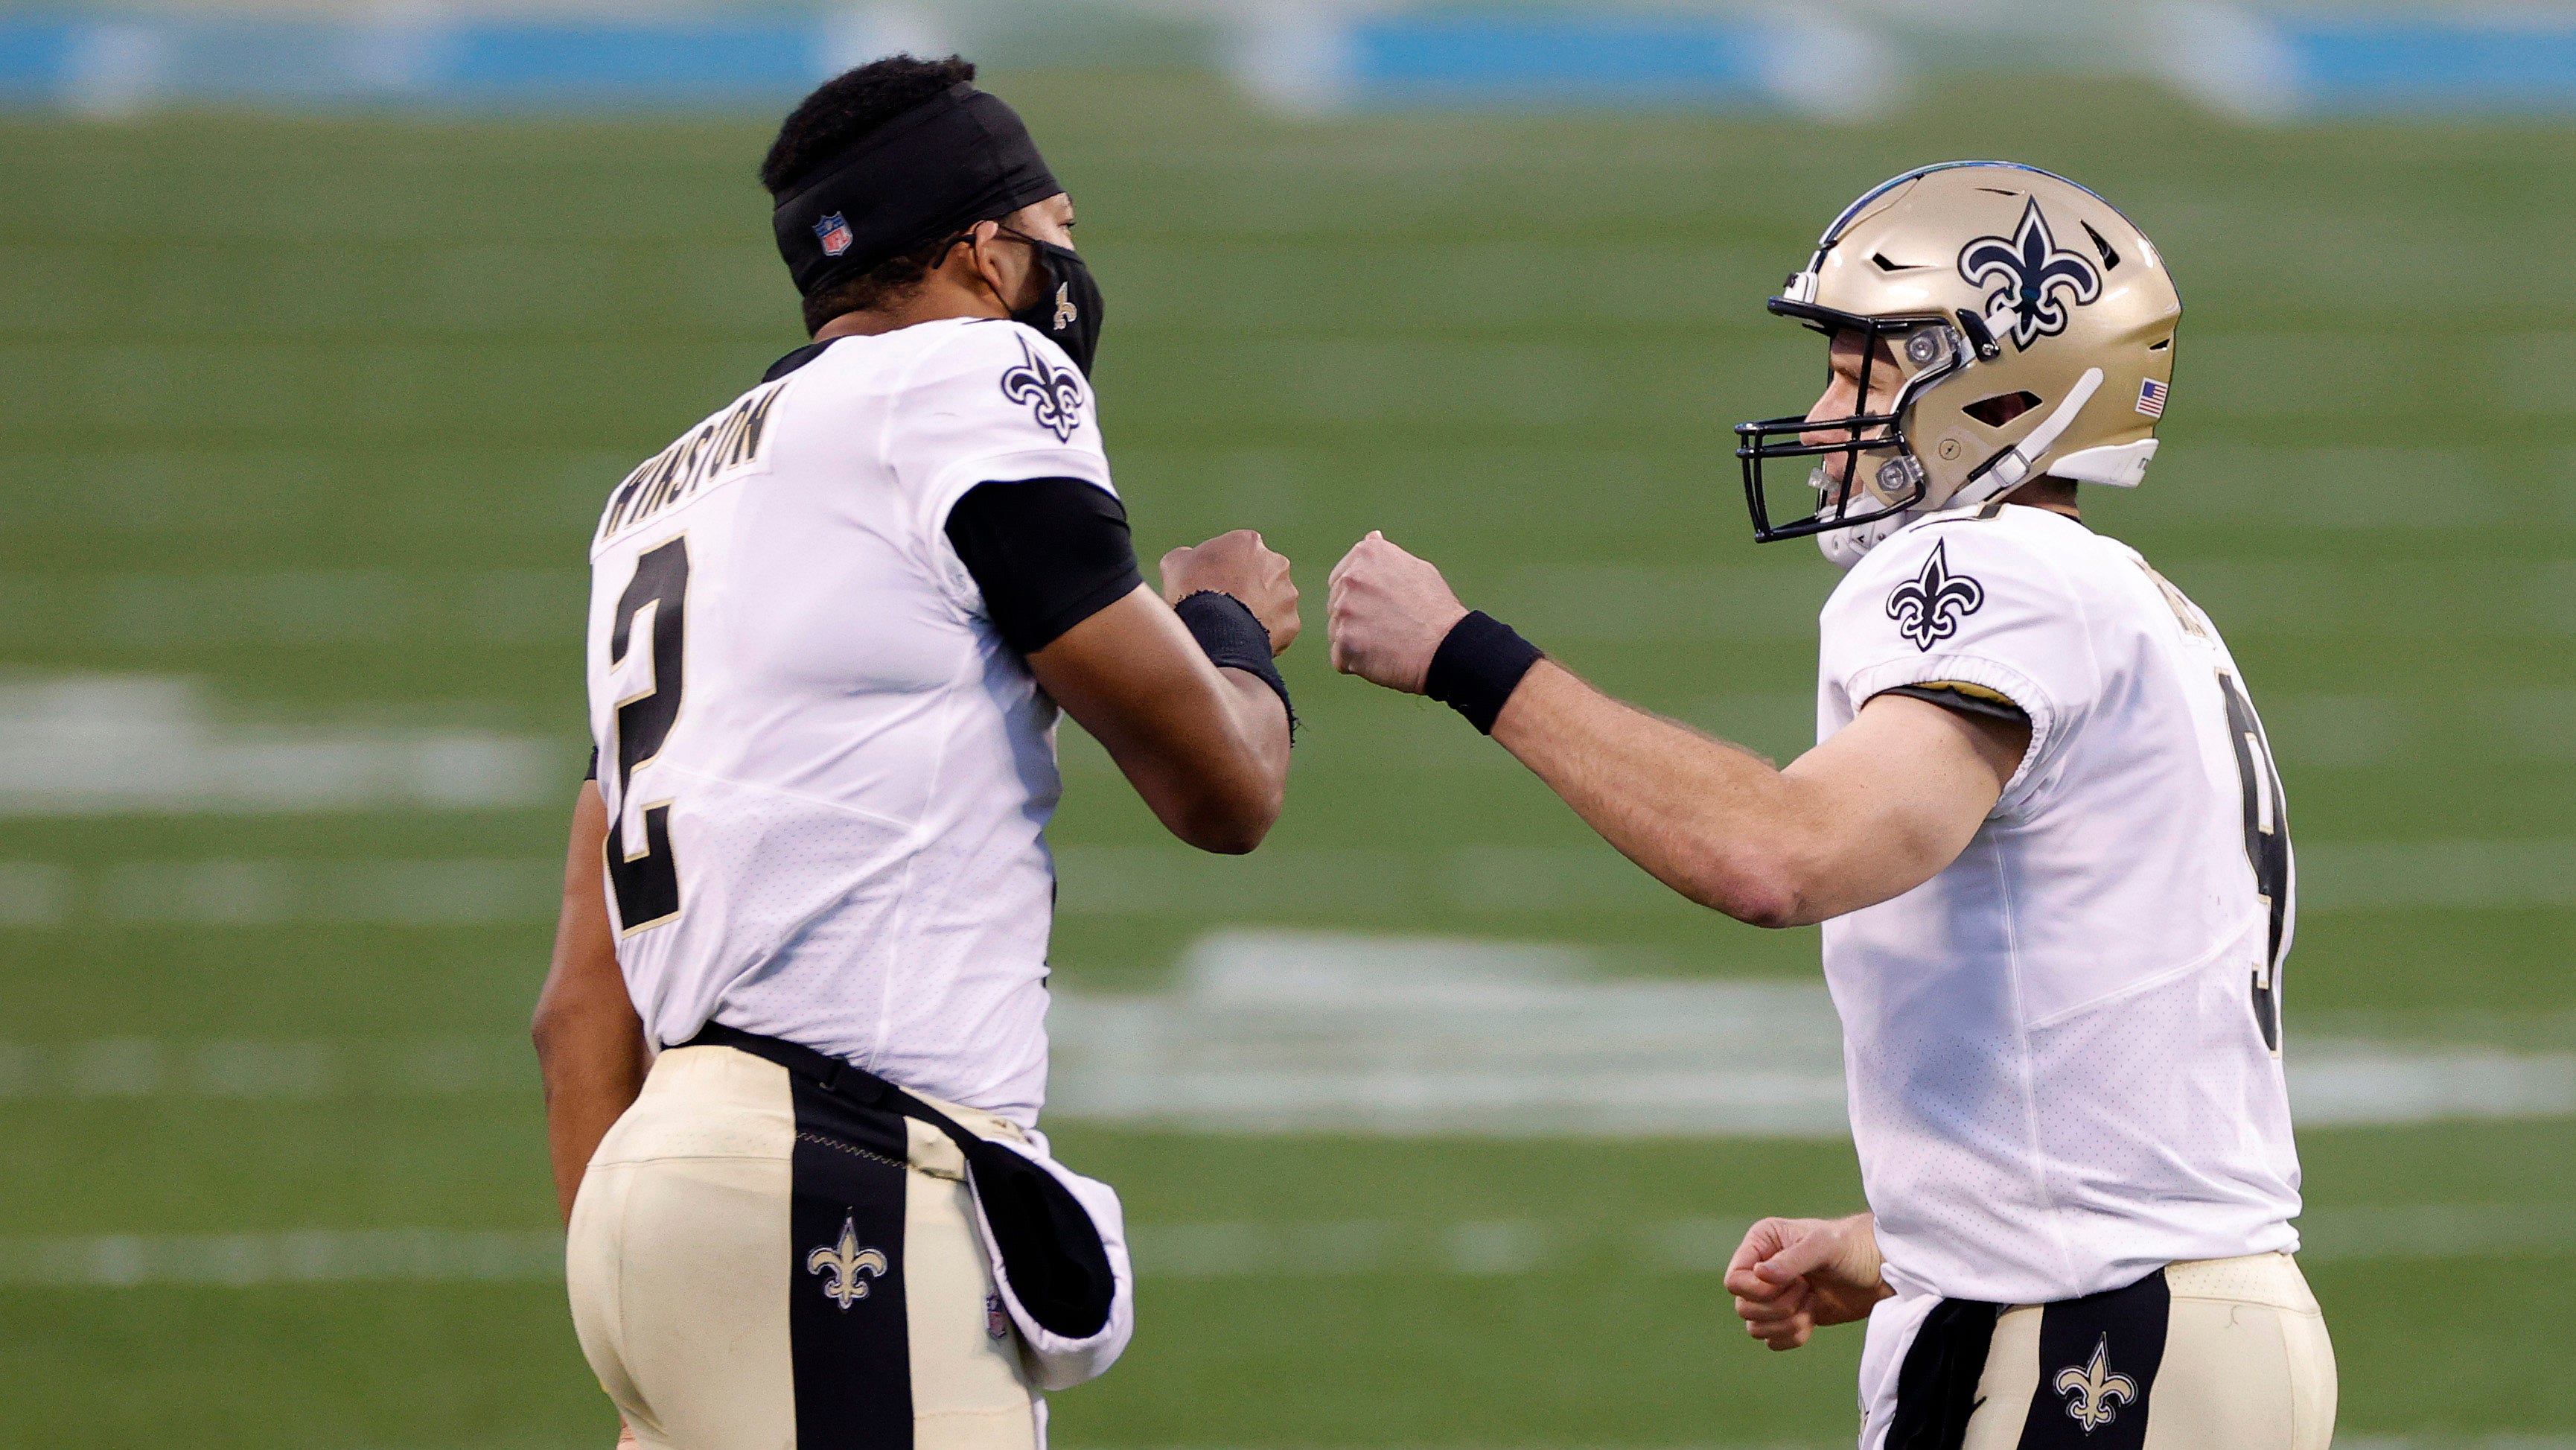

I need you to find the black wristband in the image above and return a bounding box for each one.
[1174,591,1296,743]
[1425,611,1542,734]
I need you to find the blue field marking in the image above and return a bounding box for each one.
[2283,16,2576,112]
[0,7,1821,115]
[444,19,820,101]
[0,11,836,109]
[13,8,2576,118]
[1348,10,1770,106]
[0,17,79,91]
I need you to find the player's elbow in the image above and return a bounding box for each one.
[1154,712,1288,854]
[1722,886,1806,930]
[1169,778,1284,855]
[1675,846,1823,930]
[529,987,578,1065]
[1713,875,1810,930]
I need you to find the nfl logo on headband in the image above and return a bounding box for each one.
[814,212,854,258]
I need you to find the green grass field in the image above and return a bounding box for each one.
[1,71,2571,1448]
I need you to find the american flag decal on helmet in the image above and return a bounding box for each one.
[2135,378,2167,418]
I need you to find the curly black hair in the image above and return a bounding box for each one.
[763,54,978,333]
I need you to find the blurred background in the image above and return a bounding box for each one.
[1,1,2572,1445]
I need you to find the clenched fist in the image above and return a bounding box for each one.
[1724,1212,1890,1351]
[1161,530,1298,656]
[1326,531,1468,693]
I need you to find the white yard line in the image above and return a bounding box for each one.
[4,839,2563,929]
[0,673,558,815]
[2,1206,2561,1289]
[0,857,560,926]
[1051,844,2576,918]
[0,1230,565,1288]
[0,1037,526,1099]
[2,933,2567,1128]
[1045,932,2575,1135]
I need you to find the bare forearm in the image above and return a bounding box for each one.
[1491,662,1819,925]
[1109,667,1286,853]
[1492,670,2019,924]
[1326,532,2017,926]
[1035,587,1292,854]
[538,1014,650,1222]
[532,783,651,1223]
[1215,665,1292,807]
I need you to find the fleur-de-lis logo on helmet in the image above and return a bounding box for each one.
[1957,197,2102,351]
[1885,540,1986,650]
[2053,1334,2139,1434]
[1000,334,1086,443]
[806,1216,888,1311]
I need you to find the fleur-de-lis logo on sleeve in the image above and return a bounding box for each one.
[1958,198,2102,350]
[1885,540,1986,650]
[2053,1334,2139,1434]
[999,334,1086,443]
[806,1216,888,1310]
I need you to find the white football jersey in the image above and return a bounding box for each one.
[1815,502,2301,1308]
[584,317,1112,1128]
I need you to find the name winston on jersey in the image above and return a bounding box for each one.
[598,380,788,542]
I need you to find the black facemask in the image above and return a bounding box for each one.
[1009,238,1103,376]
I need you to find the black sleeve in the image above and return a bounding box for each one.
[584,747,597,780]
[1872,681,2031,729]
[943,477,1146,654]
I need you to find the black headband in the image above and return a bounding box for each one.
[771,82,1063,301]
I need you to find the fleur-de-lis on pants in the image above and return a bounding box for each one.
[807,1216,888,1310]
[2053,1334,2139,1434]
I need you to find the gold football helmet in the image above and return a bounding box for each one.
[1734,162,2181,564]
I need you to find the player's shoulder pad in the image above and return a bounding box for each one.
[1829,503,2088,652]
[906,317,1092,445]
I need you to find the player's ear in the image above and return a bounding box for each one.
[947,220,1001,302]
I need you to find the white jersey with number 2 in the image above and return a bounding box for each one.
[583,317,1111,1129]
[1816,501,2302,1311]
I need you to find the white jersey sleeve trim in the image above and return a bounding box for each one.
[1845,652,2058,815]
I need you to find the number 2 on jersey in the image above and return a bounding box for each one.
[2217,670,2289,1054]
[606,536,689,934]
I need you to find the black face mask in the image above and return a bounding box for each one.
[1007,236,1103,376]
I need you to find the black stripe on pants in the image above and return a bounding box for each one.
[1886,1270,2175,1450]
[2018,1270,2169,1449]
[788,1073,915,1449]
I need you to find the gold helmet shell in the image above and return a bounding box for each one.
[1734,162,2181,559]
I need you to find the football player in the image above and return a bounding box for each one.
[1325,163,2331,1449]
[531,55,1298,1450]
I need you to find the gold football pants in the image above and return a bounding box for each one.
[1889,1250,2336,1449]
[566,1043,1043,1450]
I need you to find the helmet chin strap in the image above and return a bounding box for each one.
[1815,366,2105,571]
[1818,518,1893,570]
[1954,366,2103,509]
